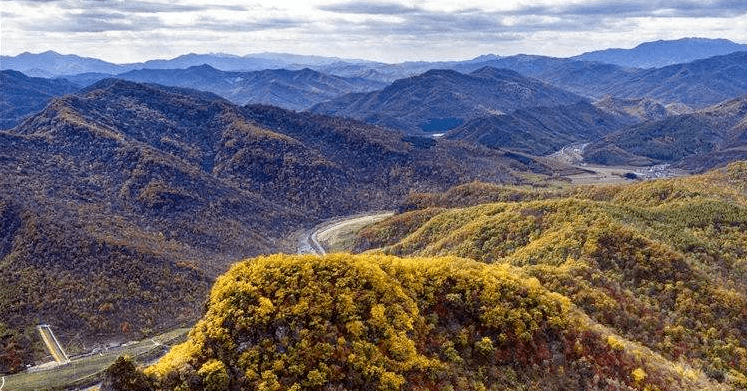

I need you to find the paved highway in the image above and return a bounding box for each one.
[300,212,394,255]
[37,325,69,364]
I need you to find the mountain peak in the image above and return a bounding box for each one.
[309,67,583,134]
[78,77,226,105]
[468,66,523,80]
[418,68,462,77]
[635,37,735,48]
[187,63,219,72]
[469,54,502,62]
[574,37,747,68]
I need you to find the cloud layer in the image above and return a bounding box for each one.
[2,0,746,62]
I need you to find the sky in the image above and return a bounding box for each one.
[1,0,747,63]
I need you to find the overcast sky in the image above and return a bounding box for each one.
[2,0,746,63]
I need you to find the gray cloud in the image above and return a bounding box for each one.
[4,0,247,13]
[317,3,616,40]
[9,1,258,33]
[3,0,746,62]
[321,0,747,25]
[312,0,746,45]
[19,10,164,32]
[510,0,747,18]
[104,1,249,13]
[194,16,308,32]
[319,1,419,15]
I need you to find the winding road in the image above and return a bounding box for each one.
[299,212,394,255]
[309,230,326,255]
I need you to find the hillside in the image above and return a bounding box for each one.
[0,70,80,129]
[308,67,585,134]
[574,38,747,68]
[456,52,747,108]
[105,253,724,391]
[445,101,630,155]
[593,96,682,122]
[353,162,747,390]
[114,65,385,110]
[604,51,747,108]
[0,78,550,373]
[0,85,302,372]
[583,95,747,170]
[453,55,636,98]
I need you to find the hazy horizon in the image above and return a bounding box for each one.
[2,0,746,64]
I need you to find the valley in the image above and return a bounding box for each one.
[1,37,747,391]
[545,143,687,185]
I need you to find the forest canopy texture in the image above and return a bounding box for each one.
[106,162,747,391]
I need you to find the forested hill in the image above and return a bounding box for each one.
[101,162,747,391]
[0,78,550,373]
[583,94,747,170]
[352,162,747,390]
[105,253,724,391]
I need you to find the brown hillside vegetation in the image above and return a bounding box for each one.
[1,79,548,373]
[108,253,723,391]
[354,162,747,389]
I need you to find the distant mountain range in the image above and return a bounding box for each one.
[2,37,747,167]
[4,46,746,164]
[0,66,385,128]
[111,65,385,110]
[4,37,745,81]
[0,50,359,77]
[451,51,747,108]
[1,50,128,77]
[309,67,585,134]
[573,37,747,68]
[599,51,747,107]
